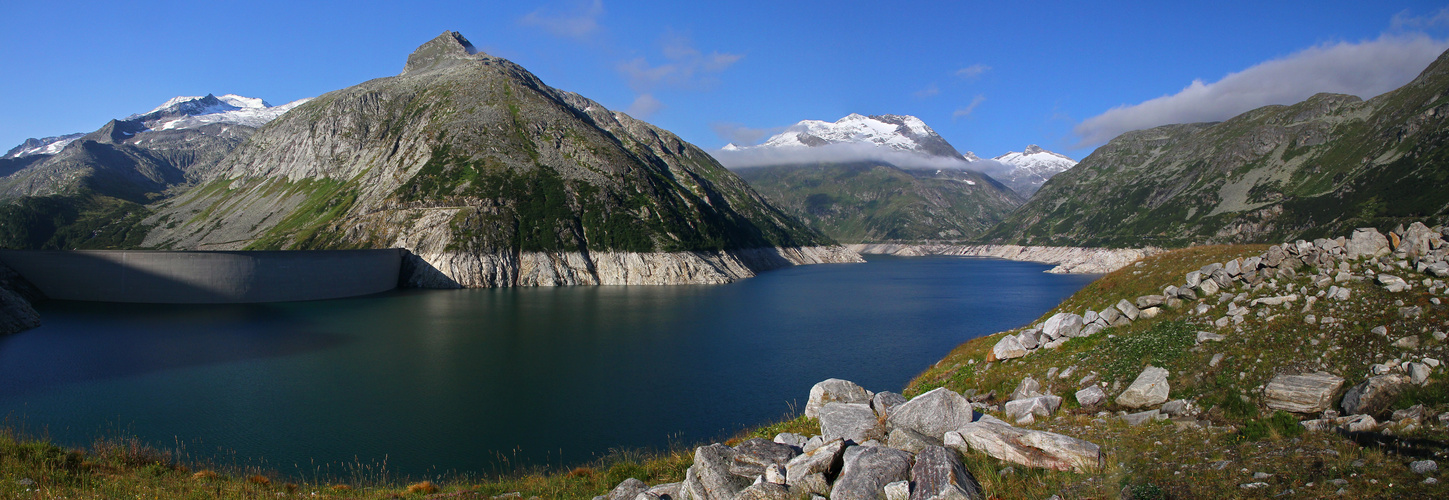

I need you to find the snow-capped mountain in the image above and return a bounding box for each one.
[3,94,310,160]
[966,145,1076,196]
[129,93,312,131]
[739,113,965,159]
[2,133,84,159]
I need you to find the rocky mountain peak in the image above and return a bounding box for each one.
[1024,144,1045,155]
[402,31,487,76]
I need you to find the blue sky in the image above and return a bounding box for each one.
[2,0,1448,162]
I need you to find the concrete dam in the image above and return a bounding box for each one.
[0,249,403,304]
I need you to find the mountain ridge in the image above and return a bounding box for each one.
[980,48,1449,247]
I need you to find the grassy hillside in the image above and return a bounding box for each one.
[736,162,1024,243]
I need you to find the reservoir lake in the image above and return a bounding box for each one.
[0,255,1096,478]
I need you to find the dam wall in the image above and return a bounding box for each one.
[0,249,402,304]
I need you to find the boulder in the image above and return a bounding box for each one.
[1341,374,1410,417]
[1264,372,1344,414]
[1265,246,1287,267]
[909,445,983,500]
[679,444,749,500]
[603,478,648,500]
[830,445,914,500]
[1340,414,1378,432]
[1176,286,1198,300]
[1010,376,1042,401]
[731,438,800,479]
[1347,228,1390,259]
[1074,386,1106,408]
[1185,271,1203,288]
[1135,295,1166,309]
[774,433,808,449]
[886,428,940,454]
[945,422,1102,472]
[806,379,874,419]
[1121,409,1161,426]
[1197,277,1220,296]
[1377,274,1410,293]
[1016,329,1041,350]
[1160,399,1199,417]
[990,335,1027,361]
[1225,258,1241,276]
[1400,222,1437,257]
[1411,363,1432,385]
[785,439,846,487]
[888,388,978,439]
[872,391,909,418]
[1099,307,1122,325]
[734,482,793,500]
[1116,366,1170,409]
[820,403,885,444]
[1042,313,1084,339]
[1003,395,1062,422]
[1115,299,1141,321]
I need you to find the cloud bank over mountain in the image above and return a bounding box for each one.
[1073,34,1449,146]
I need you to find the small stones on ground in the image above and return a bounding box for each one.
[1411,460,1438,475]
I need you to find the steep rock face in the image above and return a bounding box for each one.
[983,48,1449,247]
[143,31,855,286]
[737,162,1024,243]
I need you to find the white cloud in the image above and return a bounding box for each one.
[616,33,743,92]
[626,94,664,118]
[519,0,604,40]
[1073,34,1449,147]
[953,94,986,119]
[1391,7,1449,31]
[956,64,991,80]
[913,84,940,99]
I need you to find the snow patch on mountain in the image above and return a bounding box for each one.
[5,94,310,159]
[715,113,971,169]
[971,145,1077,196]
[136,94,311,131]
[2,133,85,159]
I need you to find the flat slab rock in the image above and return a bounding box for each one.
[945,422,1102,473]
[1264,372,1344,414]
[887,387,979,439]
[1116,365,1170,409]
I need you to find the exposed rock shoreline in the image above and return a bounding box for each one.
[847,243,1159,274]
[402,245,865,288]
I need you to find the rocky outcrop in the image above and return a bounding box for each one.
[613,380,1100,500]
[848,244,1157,274]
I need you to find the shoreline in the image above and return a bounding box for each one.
[847,243,1160,274]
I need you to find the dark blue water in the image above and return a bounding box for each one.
[0,256,1094,478]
